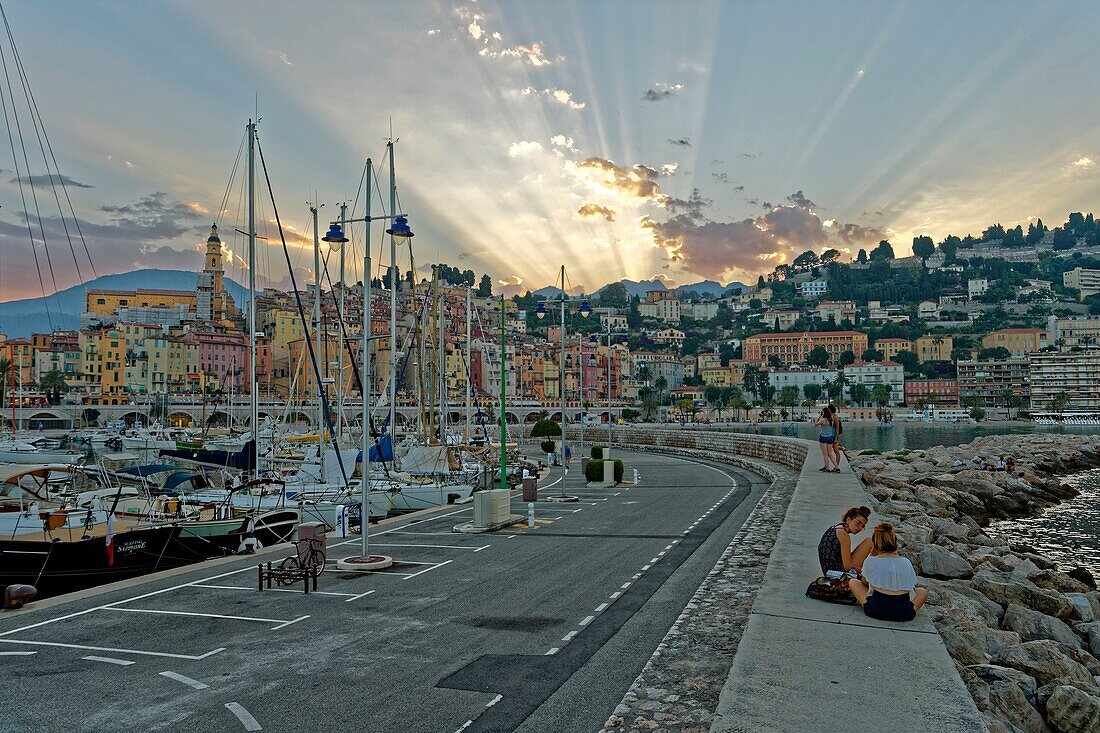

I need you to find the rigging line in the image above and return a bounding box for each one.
[0,49,50,330]
[255,136,351,490]
[0,3,96,278]
[0,37,60,312]
[3,14,84,295]
[215,130,246,227]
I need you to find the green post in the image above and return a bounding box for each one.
[499,295,507,491]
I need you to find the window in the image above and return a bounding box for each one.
[96,298,106,305]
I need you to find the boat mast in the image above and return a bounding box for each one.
[310,201,325,481]
[439,277,447,443]
[387,141,397,445]
[337,202,347,442]
[465,286,472,441]
[361,159,373,559]
[247,119,258,476]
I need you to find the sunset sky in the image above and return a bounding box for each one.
[1,0,1099,302]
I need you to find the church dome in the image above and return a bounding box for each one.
[207,223,221,245]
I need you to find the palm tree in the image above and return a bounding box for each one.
[849,383,870,407]
[641,396,659,421]
[654,375,668,403]
[831,371,850,407]
[871,383,892,408]
[728,388,750,421]
[0,357,11,411]
[1051,391,1070,414]
[39,369,68,406]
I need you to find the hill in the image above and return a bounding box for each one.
[0,269,247,337]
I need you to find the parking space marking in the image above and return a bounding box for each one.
[345,590,376,603]
[594,603,608,613]
[225,702,262,731]
[486,694,503,708]
[370,543,488,551]
[0,651,36,656]
[192,583,359,599]
[83,655,134,666]
[0,639,225,661]
[544,647,559,655]
[102,607,292,625]
[562,630,578,642]
[579,615,594,626]
[269,615,310,631]
[403,560,453,580]
[160,671,209,690]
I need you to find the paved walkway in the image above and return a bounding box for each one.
[710,447,986,733]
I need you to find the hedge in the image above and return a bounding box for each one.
[591,445,603,460]
[584,458,624,483]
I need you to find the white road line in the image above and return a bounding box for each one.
[486,694,503,708]
[610,592,621,599]
[269,615,310,631]
[160,671,209,690]
[0,639,224,661]
[650,557,660,563]
[454,721,473,733]
[82,655,134,666]
[102,608,288,624]
[642,564,651,571]
[507,535,517,539]
[657,551,666,557]
[544,647,559,655]
[594,603,608,613]
[192,583,357,599]
[345,590,376,603]
[225,702,262,731]
[403,559,453,580]
[620,582,631,589]
[579,615,594,626]
[562,630,578,642]
[570,508,583,513]
[473,545,491,552]
[632,573,641,579]
[370,543,484,551]
[0,651,36,656]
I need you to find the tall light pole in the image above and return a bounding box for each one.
[387,140,398,444]
[336,201,347,441]
[309,201,325,481]
[605,322,629,461]
[246,120,258,474]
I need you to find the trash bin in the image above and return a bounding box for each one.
[297,521,326,564]
[522,476,538,502]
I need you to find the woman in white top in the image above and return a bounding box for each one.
[848,522,928,622]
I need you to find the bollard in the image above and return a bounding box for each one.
[528,502,535,528]
[633,469,640,486]
[258,564,263,592]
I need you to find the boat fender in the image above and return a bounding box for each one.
[3,584,36,610]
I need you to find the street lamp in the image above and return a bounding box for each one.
[604,322,630,461]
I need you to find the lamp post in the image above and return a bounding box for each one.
[604,322,630,461]
[535,265,590,501]
[327,157,411,572]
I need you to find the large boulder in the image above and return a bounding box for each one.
[939,615,1022,666]
[1031,570,1091,595]
[921,545,974,579]
[1044,685,1100,733]
[973,570,1075,619]
[969,663,1039,697]
[1067,593,1096,623]
[985,677,1050,733]
[1003,604,1082,648]
[928,580,1004,628]
[993,640,1097,688]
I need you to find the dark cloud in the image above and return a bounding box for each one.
[761,201,773,209]
[641,83,684,102]
[577,203,616,222]
[99,191,205,239]
[745,197,760,205]
[10,173,93,189]
[664,188,711,221]
[741,152,761,158]
[712,172,729,184]
[733,185,744,192]
[666,137,692,147]
[832,222,889,246]
[785,190,817,210]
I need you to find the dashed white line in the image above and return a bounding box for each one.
[544,647,560,655]
[642,564,651,571]
[486,694,503,708]
[473,545,491,552]
[579,615,595,626]
[160,671,209,690]
[454,721,473,733]
[594,603,608,613]
[632,573,641,579]
[0,651,35,656]
[83,655,134,666]
[269,615,310,631]
[562,630,578,642]
[226,702,262,731]
[345,590,376,603]
[620,582,631,589]
[610,591,622,599]
[650,557,660,563]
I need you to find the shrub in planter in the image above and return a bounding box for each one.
[584,458,624,483]
[591,445,603,460]
[540,439,556,454]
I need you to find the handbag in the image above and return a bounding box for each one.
[805,575,857,605]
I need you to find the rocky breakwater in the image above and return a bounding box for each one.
[852,434,1100,733]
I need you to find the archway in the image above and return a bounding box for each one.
[206,411,229,428]
[119,411,148,427]
[167,412,194,428]
[27,411,69,430]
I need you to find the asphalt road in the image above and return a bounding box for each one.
[0,448,769,733]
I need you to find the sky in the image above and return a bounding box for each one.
[1,0,1100,303]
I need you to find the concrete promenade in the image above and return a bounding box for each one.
[598,427,986,733]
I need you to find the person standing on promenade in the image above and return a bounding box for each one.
[829,403,846,472]
[814,407,836,472]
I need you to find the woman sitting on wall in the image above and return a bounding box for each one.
[848,522,928,622]
[817,505,873,575]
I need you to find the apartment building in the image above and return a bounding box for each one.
[957,358,1029,407]
[844,361,904,406]
[742,331,868,367]
[1029,348,1100,410]
[981,328,1048,357]
[914,334,953,362]
[1047,315,1100,347]
[904,379,959,406]
[816,301,856,324]
[1063,267,1100,300]
[874,337,912,361]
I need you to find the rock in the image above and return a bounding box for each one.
[1068,567,1098,591]
[927,516,972,541]
[1003,604,1082,648]
[973,570,1075,619]
[877,499,926,519]
[993,640,1097,688]
[928,580,1004,628]
[969,664,1039,697]
[1044,685,1100,733]
[1068,594,1097,623]
[1089,592,1100,620]
[940,615,1022,665]
[1031,570,1091,595]
[986,677,1050,733]
[921,546,974,579]
[1079,622,1100,659]
[1007,557,1043,578]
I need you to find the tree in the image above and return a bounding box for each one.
[621,408,640,421]
[870,240,895,261]
[476,274,493,297]
[838,349,856,367]
[767,355,783,368]
[641,396,659,421]
[856,248,868,264]
[1051,391,1070,414]
[779,386,800,412]
[894,349,920,375]
[637,366,652,385]
[862,348,884,362]
[939,235,960,263]
[0,357,10,412]
[729,389,750,421]
[871,383,892,408]
[704,385,722,410]
[81,408,101,427]
[912,235,935,264]
[850,383,869,407]
[530,419,562,438]
[802,383,823,403]
[742,365,761,401]
[978,346,1012,361]
[674,398,695,424]
[627,296,642,328]
[807,346,830,367]
[654,375,668,401]
[39,369,68,406]
[599,282,629,308]
[970,406,987,422]
[831,371,850,406]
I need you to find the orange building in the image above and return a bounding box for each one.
[743,331,868,367]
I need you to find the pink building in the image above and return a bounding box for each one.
[182,331,249,391]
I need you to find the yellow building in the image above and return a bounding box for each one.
[85,288,196,316]
[263,309,308,350]
[80,328,127,399]
[981,328,1048,358]
[288,334,356,398]
[874,338,912,361]
[914,334,953,362]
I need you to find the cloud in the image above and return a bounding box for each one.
[1071,157,1095,170]
[664,188,711,220]
[745,197,760,205]
[520,86,585,110]
[712,172,729,184]
[642,83,684,102]
[508,140,544,158]
[660,163,678,175]
[10,173,93,189]
[651,273,676,285]
[455,3,562,65]
[467,19,483,40]
[827,221,889,246]
[498,275,523,286]
[267,49,293,66]
[565,157,668,205]
[480,42,555,66]
[577,203,616,222]
[785,190,818,210]
[667,137,692,147]
[99,191,206,238]
[550,134,578,152]
[427,28,441,37]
